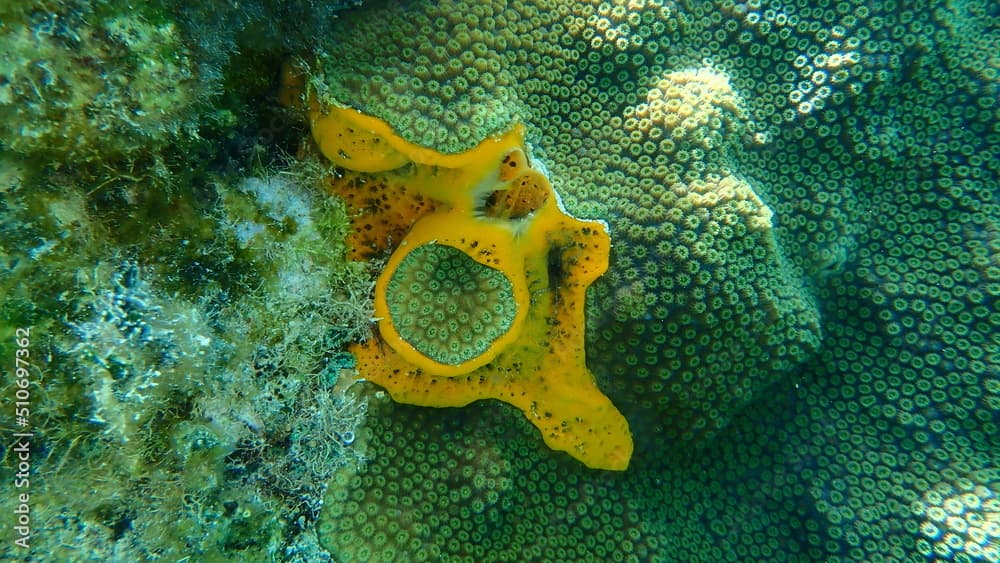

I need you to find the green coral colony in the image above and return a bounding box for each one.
[0,0,996,561]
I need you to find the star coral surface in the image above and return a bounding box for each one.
[299,0,998,560]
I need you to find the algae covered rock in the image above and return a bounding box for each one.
[0,0,373,560]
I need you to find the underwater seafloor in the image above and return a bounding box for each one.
[0,0,997,561]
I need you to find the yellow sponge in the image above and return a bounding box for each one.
[301,97,632,470]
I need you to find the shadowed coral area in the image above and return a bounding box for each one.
[319,401,652,561]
